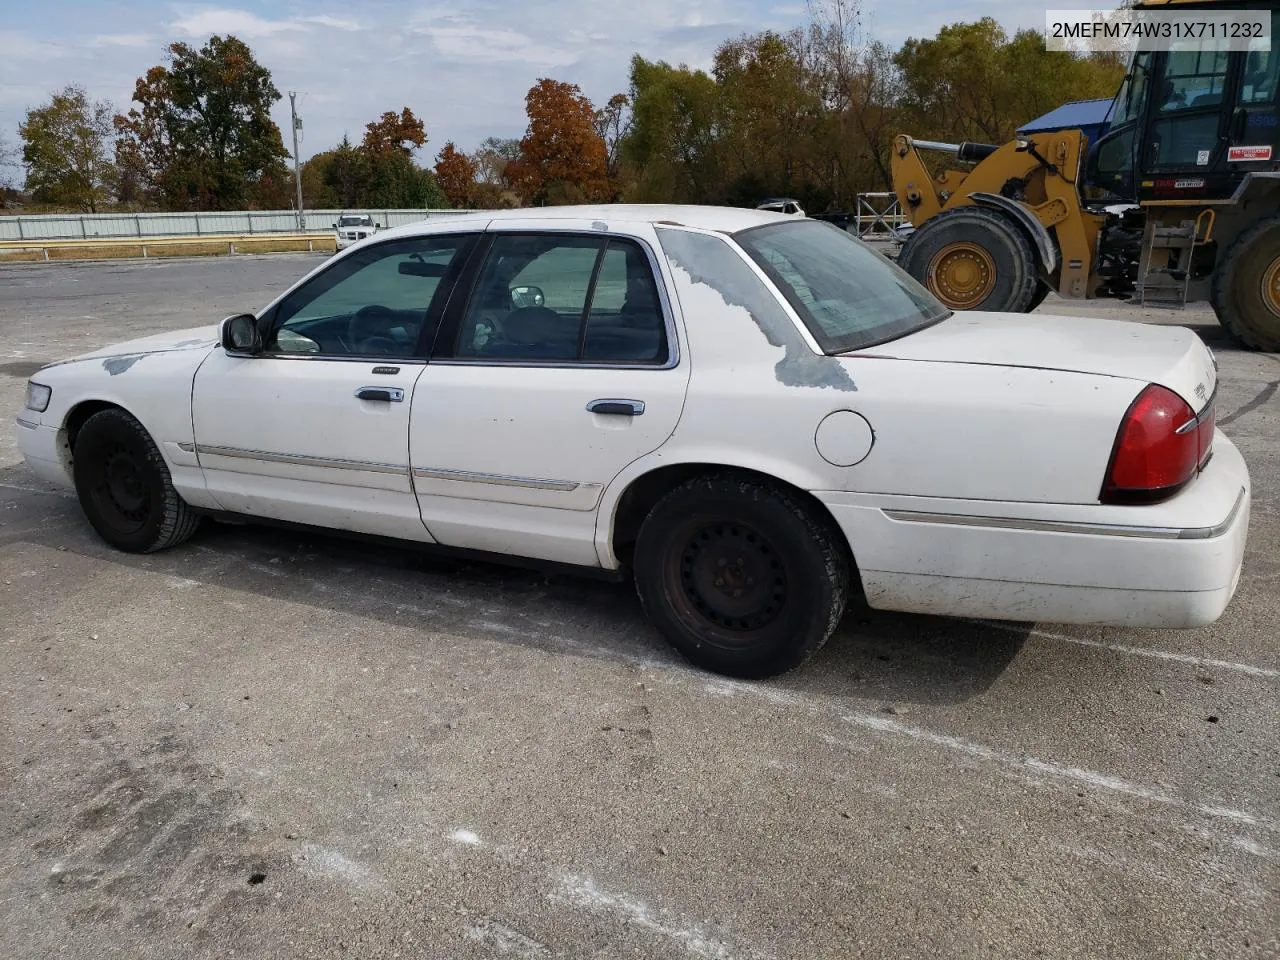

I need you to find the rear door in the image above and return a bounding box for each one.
[408,218,690,566]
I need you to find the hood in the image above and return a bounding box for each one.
[856,312,1217,413]
[46,325,220,368]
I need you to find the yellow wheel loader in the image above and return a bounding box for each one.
[890,0,1280,350]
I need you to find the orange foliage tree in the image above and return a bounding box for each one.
[362,107,427,157]
[434,141,478,208]
[507,79,611,204]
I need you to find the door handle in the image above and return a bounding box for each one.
[355,386,405,402]
[586,398,645,416]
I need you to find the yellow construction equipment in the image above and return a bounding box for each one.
[890,0,1280,351]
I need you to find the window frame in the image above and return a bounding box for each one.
[429,229,680,370]
[252,233,481,364]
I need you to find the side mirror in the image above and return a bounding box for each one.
[511,285,545,308]
[332,221,337,228]
[221,314,262,355]
[375,222,382,228]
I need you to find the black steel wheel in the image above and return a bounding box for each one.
[634,473,850,678]
[72,408,201,553]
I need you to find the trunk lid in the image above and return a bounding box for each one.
[853,312,1217,413]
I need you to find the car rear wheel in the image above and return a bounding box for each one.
[72,408,201,553]
[898,206,1040,313]
[633,473,850,678]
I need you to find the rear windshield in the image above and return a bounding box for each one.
[734,220,950,353]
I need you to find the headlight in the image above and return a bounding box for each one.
[24,381,52,413]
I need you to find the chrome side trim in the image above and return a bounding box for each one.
[412,466,580,492]
[195,444,408,476]
[15,417,39,430]
[883,489,1245,541]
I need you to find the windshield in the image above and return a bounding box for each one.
[734,220,950,353]
[338,216,373,227]
[1111,52,1152,126]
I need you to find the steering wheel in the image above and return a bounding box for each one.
[348,305,400,355]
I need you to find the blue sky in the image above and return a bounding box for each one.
[0,0,1050,173]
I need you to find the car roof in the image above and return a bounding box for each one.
[377,204,794,242]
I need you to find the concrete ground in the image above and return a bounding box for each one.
[0,256,1276,960]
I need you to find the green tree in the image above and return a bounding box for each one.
[322,135,372,207]
[115,35,290,209]
[19,85,116,212]
[622,56,722,203]
[894,19,1123,145]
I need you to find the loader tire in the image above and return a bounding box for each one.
[898,206,1040,313]
[1211,214,1280,352]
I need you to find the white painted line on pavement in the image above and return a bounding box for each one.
[842,712,1275,836]
[971,619,1280,679]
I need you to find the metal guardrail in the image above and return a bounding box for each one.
[0,233,334,261]
[854,193,908,240]
[0,208,476,242]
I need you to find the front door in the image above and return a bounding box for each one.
[192,233,477,541]
[409,220,690,566]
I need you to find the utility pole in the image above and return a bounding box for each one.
[289,92,304,231]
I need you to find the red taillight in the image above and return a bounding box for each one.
[1102,384,1212,504]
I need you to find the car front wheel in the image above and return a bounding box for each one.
[72,408,201,553]
[633,473,850,678]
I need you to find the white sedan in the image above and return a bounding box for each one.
[15,205,1250,678]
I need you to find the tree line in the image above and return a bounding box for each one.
[5,0,1125,215]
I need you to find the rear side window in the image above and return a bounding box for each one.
[455,233,668,364]
[735,220,949,353]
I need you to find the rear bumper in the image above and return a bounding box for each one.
[815,432,1251,628]
[15,418,73,487]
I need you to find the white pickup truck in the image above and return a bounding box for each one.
[333,214,380,250]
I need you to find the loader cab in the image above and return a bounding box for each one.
[1088,7,1280,203]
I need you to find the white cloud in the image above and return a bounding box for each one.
[300,15,363,32]
[92,33,157,48]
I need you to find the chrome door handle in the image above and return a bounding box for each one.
[355,386,405,402]
[586,398,645,416]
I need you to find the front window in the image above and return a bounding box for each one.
[1238,14,1279,106]
[1111,52,1152,126]
[734,220,949,353]
[338,216,374,228]
[268,235,472,357]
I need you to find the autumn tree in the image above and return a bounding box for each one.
[115,35,289,209]
[362,108,427,157]
[508,79,610,204]
[434,142,477,207]
[472,136,520,185]
[19,85,116,212]
[594,93,632,179]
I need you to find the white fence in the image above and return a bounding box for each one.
[0,209,477,242]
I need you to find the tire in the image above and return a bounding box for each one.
[898,206,1040,313]
[1210,214,1280,352]
[1027,280,1051,312]
[633,473,850,679]
[72,408,201,553]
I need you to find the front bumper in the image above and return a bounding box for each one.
[816,431,1251,628]
[15,418,73,487]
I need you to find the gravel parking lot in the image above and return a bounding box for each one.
[1,255,1276,960]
